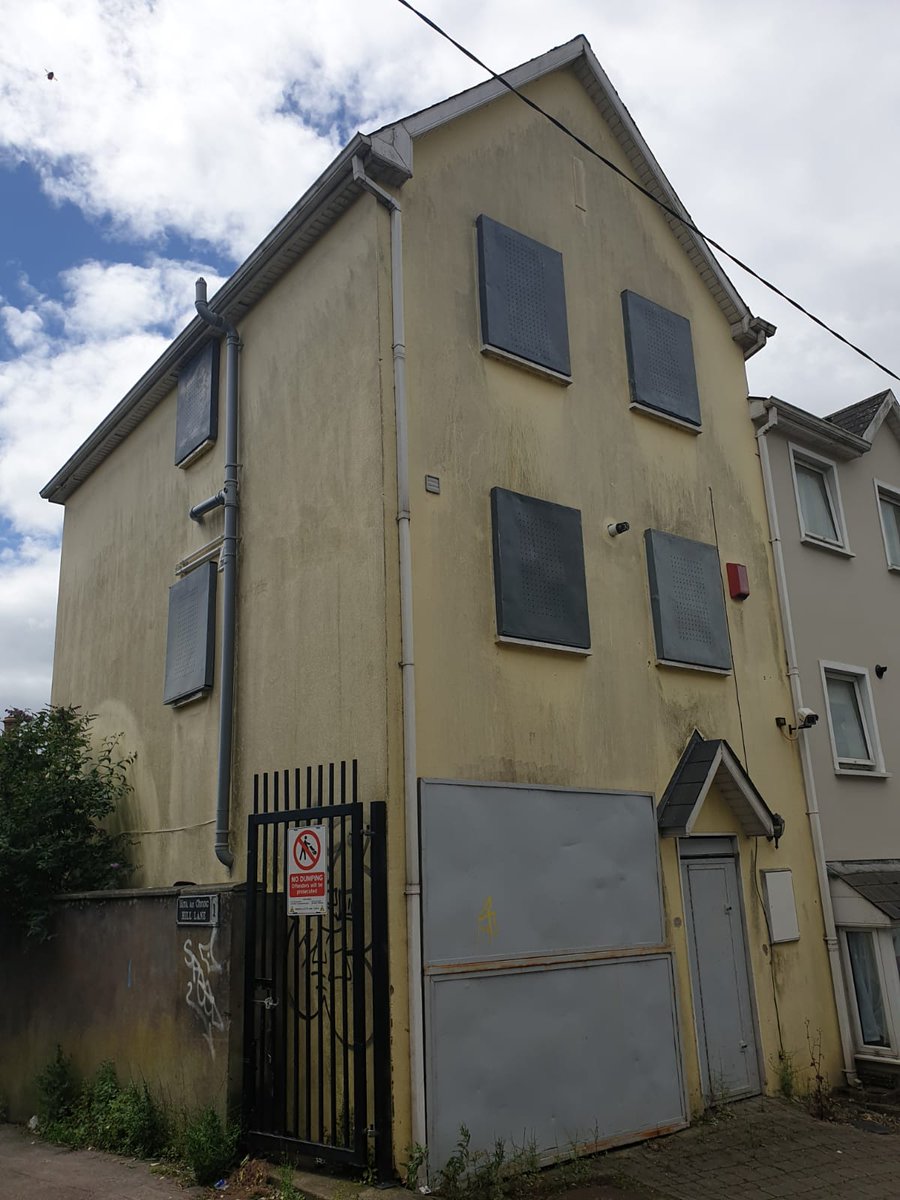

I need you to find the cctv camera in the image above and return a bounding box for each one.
[796,707,819,729]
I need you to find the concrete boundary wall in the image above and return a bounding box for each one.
[0,885,245,1122]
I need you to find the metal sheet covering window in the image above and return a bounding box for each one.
[175,341,219,467]
[163,561,217,705]
[621,291,700,427]
[644,529,731,671]
[476,215,570,377]
[491,487,590,649]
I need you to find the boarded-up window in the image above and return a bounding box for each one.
[622,291,700,426]
[491,487,590,649]
[644,530,730,670]
[175,342,219,467]
[477,215,570,377]
[163,561,217,705]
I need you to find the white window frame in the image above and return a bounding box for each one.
[840,927,899,1058]
[820,661,886,776]
[789,443,852,555]
[874,479,900,572]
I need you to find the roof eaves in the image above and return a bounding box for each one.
[749,395,870,460]
[42,132,410,504]
[381,35,768,358]
[861,390,900,443]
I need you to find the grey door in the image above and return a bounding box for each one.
[682,853,760,1101]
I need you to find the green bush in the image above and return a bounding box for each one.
[178,1105,240,1186]
[36,1045,78,1126]
[34,1052,238,1184]
[0,707,133,940]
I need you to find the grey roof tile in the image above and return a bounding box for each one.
[826,391,889,438]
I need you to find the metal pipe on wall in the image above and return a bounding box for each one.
[352,157,428,1155]
[194,278,240,870]
[754,406,858,1084]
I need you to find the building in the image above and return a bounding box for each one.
[752,388,900,1084]
[35,36,841,1173]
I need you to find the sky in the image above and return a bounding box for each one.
[2,0,899,714]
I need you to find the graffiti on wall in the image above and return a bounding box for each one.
[184,928,225,1059]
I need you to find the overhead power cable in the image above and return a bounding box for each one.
[396,0,900,385]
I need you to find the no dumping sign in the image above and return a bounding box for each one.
[287,825,329,917]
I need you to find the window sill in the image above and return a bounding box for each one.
[167,689,212,709]
[175,438,216,469]
[629,402,701,435]
[481,344,572,386]
[834,767,890,779]
[656,658,731,676]
[496,635,591,656]
[887,563,900,574]
[800,535,854,558]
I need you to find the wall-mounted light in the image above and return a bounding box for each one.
[607,521,630,537]
[876,664,888,679]
[767,812,786,849]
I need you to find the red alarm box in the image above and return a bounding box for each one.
[726,562,750,600]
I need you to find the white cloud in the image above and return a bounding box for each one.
[0,258,223,536]
[0,258,223,711]
[2,0,900,706]
[0,538,59,714]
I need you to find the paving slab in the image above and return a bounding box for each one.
[607,1097,900,1199]
[0,1124,204,1199]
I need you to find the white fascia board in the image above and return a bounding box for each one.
[42,132,401,504]
[750,396,869,461]
[396,37,589,137]
[863,391,900,444]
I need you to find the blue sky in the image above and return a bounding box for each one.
[2,0,900,713]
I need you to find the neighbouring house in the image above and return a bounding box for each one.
[752,389,900,1085]
[20,35,843,1174]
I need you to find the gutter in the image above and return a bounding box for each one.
[753,402,860,1085]
[352,156,427,1161]
[192,279,240,870]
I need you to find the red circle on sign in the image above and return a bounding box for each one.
[293,828,322,871]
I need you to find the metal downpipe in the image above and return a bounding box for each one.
[195,278,239,870]
[755,408,858,1084]
[352,159,427,1154]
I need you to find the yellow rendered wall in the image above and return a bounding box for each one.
[51,191,410,1152]
[400,69,840,1110]
[51,194,397,888]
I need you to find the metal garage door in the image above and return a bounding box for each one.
[419,780,686,1166]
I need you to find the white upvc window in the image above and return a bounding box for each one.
[820,662,885,775]
[844,929,894,1051]
[789,444,851,553]
[875,479,900,570]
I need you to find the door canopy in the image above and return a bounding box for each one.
[657,730,783,842]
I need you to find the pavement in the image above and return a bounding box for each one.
[3,1098,900,1199]
[607,1096,900,1198]
[0,1124,205,1199]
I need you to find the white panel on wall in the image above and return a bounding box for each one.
[762,869,800,943]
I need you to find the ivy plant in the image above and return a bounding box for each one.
[0,706,133,939]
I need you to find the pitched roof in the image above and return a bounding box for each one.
[657,729,779,839]
[828,861,900,921]
[43,35,770,506]
[827,391,892,437]
[750,389,900,458]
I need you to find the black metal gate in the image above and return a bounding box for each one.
[243,762,391,1177]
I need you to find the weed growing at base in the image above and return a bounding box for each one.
[35,1049,239,1185]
